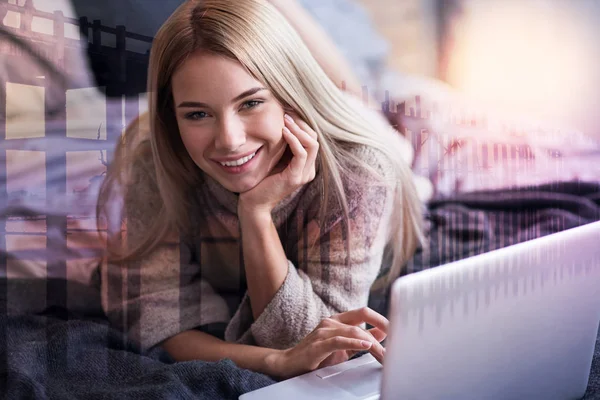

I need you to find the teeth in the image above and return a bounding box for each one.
[220,150,257,167]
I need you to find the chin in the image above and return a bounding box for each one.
[218,176,262,194]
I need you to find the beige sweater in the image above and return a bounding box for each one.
[99,103,427,351]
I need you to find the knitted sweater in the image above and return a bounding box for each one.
[99,104,427,351]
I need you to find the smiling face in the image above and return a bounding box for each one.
[171,51,288,193]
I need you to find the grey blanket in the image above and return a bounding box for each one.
[0,308,276,399]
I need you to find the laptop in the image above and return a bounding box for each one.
[240,220,600,400]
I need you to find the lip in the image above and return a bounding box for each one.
[212,148,261,163]
[213,147,262,175]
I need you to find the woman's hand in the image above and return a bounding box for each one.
[267,307,389,380]
[238,113,319,216]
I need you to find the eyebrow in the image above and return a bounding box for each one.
[177,87,267,108]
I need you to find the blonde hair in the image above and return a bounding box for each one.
[98,0,426,284]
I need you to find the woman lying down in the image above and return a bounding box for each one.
[97,0,428,380]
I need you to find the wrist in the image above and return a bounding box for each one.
[264,348,288,379]
[237,200,273,224]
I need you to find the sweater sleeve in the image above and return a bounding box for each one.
[99,155,230,351]
[225,147,395,349]
[100,241,231,351]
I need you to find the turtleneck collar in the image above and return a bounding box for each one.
[201,172,315,226]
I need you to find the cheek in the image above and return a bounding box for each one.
[179,128,211,158]
[251,113,284,143]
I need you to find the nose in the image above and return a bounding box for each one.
[214,115,246,151]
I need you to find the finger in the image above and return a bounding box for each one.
[287,113,318,141]
[283,115,318,180]
[317,317,337,328]
[352,327,386,361]
[302,133,318,180]
[309,325,385,365]
[303,149,318,182]
[346,328,385,361]
[313,336,372,362]
[316,319,386,342]
[331,307,389,332]
[282,126,307,180]
[368,327,387,343]
[284,114,318,147]
[333,325,386,363]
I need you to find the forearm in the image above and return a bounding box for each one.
[238,209,289,320]
[161,329,283,377]
[269,0,363,96]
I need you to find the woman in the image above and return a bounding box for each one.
[98,0,427,380]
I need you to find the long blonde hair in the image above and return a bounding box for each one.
[98,0,426,284]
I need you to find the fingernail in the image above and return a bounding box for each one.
[382,348,386,356]
[361,340,372,348]
[284,114,294,123]
[282,126,291,134]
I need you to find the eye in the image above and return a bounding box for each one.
[241,100,263,110]
[184,111,208,121]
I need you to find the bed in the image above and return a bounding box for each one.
[2,90,600,398]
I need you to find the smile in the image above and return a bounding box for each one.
[213,147,262,175]
[219,150,258,167]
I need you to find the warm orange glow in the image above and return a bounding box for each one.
[446,2,594,130]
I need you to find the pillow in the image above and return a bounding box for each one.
[384,85,600,197]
